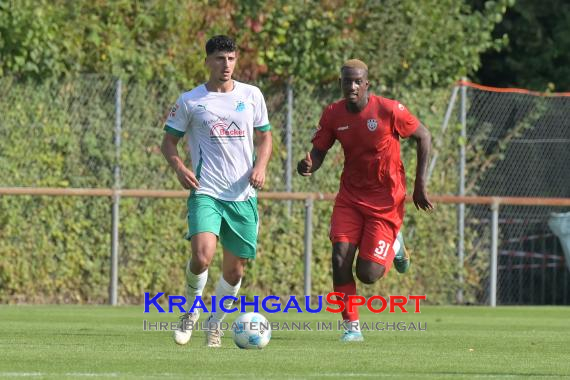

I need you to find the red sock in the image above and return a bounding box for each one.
[334,281,358,322]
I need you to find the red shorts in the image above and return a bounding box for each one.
[329,195,403,272]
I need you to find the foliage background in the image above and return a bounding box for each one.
[0,0,513,304]
[472,0,570,91]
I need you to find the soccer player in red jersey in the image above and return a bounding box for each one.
[297,59,433,342]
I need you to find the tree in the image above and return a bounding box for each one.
[0,0,230,85]
[474,0,570,91]
[233,0,510,90]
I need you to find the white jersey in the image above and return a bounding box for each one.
[165,81,270,201]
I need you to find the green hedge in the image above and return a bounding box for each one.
[0,76,483,305]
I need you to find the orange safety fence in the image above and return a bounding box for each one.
[457,80,570,97]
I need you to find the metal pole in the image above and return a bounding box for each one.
[551,235,557,305]
[490,200,499,307]
[558,234,568,304]
[541,236,546,305]
[530,236,535,303]
[286,78,293,216]
[110,78,122,306]
[303,197,313,297]
[555,243,568,305]
[427,85,459,182]
[457,78,467,304]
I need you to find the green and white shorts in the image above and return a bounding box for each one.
[186,194,259,259]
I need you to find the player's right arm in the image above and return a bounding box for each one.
[297,105,335,176]
[297,148,327,176]
[161,133,199,190]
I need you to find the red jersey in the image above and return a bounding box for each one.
[312,94,419,218]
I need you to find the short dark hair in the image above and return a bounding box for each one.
[205,35,236,55]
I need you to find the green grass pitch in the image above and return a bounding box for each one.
[1,305,569,379]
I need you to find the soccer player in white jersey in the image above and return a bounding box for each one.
[161,35,272,348]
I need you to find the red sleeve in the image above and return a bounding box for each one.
[311,105,336,151]
[392,101,420,138]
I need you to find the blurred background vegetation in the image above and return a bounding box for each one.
[1,0,566,304]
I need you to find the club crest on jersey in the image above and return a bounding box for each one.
[367,119,378,131]
[169,103,179,118]
[235,100,246,112]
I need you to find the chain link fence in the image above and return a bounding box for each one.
[436,82,570,305]
[1,76,569,305]
[0,75,346,303]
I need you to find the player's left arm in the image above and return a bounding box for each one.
[410,124,434,211]
[250,129,272,190]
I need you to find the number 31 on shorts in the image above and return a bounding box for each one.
[374,240,391,259]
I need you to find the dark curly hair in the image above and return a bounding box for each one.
[205,35,236,55]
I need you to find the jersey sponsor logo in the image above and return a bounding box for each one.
[209,120,246,143]
[337,125,350,131]
[235,100,246,112]
[367,119,378,131]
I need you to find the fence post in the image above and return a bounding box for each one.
[490,199,499,307]
[303,197,313,296]
[110,78,122,306]
[286,78,293,216]
[457,77,467,304]
[427,84,459,181]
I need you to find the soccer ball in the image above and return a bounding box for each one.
[232,312,271,349]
